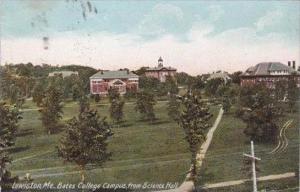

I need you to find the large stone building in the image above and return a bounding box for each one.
[144,57,177,82]
[240,61,300,88]
[90,70,139,95]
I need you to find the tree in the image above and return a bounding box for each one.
[0,102,21,190]
[240,85,281,143]
[230,71,242,84]
[58,109,113,182]
[94,94,101,103]
[8,84,21,105]
[134,67,149,76]
[167,94,180,121]
[177,92,212,181]
[191,76,205,92]
[39,84,63,134]
[274,80,287,101]
[108,88,120,102]
[165,76,179,95]
[138,76,160,92]
[222,95,232,113]
[205,78,224,97]
[135,90,156,122]
[108,88,124,125]
[32,81,45,107]
[79,95,90,114]
[110,99,125,125]
[287,77,299,113]
[175,72,193,86]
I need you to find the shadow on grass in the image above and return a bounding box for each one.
[151,120,170,125]
[16,128,34,137]
[5,145,31,153]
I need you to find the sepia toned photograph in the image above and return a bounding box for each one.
[0,0,299,191]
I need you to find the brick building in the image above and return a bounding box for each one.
[240,61,300,88]
[144,57,177,82]
[90,70,139,95]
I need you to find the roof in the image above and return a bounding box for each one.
[242,62,299,76]
[90,70,139,79]
[158,56,163,62]
[48,70,78,77]
[146,66,177,71]
[207,72,231,81]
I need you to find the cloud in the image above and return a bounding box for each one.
[137,3,184,36]
[2,4,298,75]
[207,5,224,21]
[255,9,284,31]
[2,24,298,76]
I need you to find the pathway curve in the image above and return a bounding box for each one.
[269,119,293,154]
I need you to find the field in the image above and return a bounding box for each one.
[198,104,299,190]
[10,98,220,185]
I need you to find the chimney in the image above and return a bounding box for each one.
[288,61,291,67]
[292,61,296,70]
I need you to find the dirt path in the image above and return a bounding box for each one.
[269,119,293,154]
[161,107,224,192]
[203,172,295,189]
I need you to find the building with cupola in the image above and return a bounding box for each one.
[144,57,177,82]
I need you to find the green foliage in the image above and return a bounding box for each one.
[58,109,113,182]
[274,80,287,101]
[230,71,242,84]
[39,84,63,134]
[177,92,212,180]
[205,78,224,97]
[139,76,160,92]
[108,88,124,124]
[8,84,21,105]
[124,87,137,99]
[287,77,300,112]
[191,76,205,91]
[239,85,281,143]
[167,94,180,121]
[94,94,101,103]
[175,72,194,86]
[165,76,179,95]
[79,95,90,114]
[218,84,240,113]
[134,67,149,76]
[110,99,125,125]
[108,88,120,102]
[135,90,156,122]
[222,95,232,113]
[0,102,21,190]
[32,81,45,106]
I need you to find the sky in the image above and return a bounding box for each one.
[0,0,299,75]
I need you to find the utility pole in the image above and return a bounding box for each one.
[243,140,261,192]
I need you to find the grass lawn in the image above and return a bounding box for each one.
[10,99,220,185]
[198,104,299,186]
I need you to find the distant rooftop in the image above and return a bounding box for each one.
[48,70,78,78]
[242,62,299,76]
[146,66,177,71]
[90,70,139,79]
[207,71,231,81]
